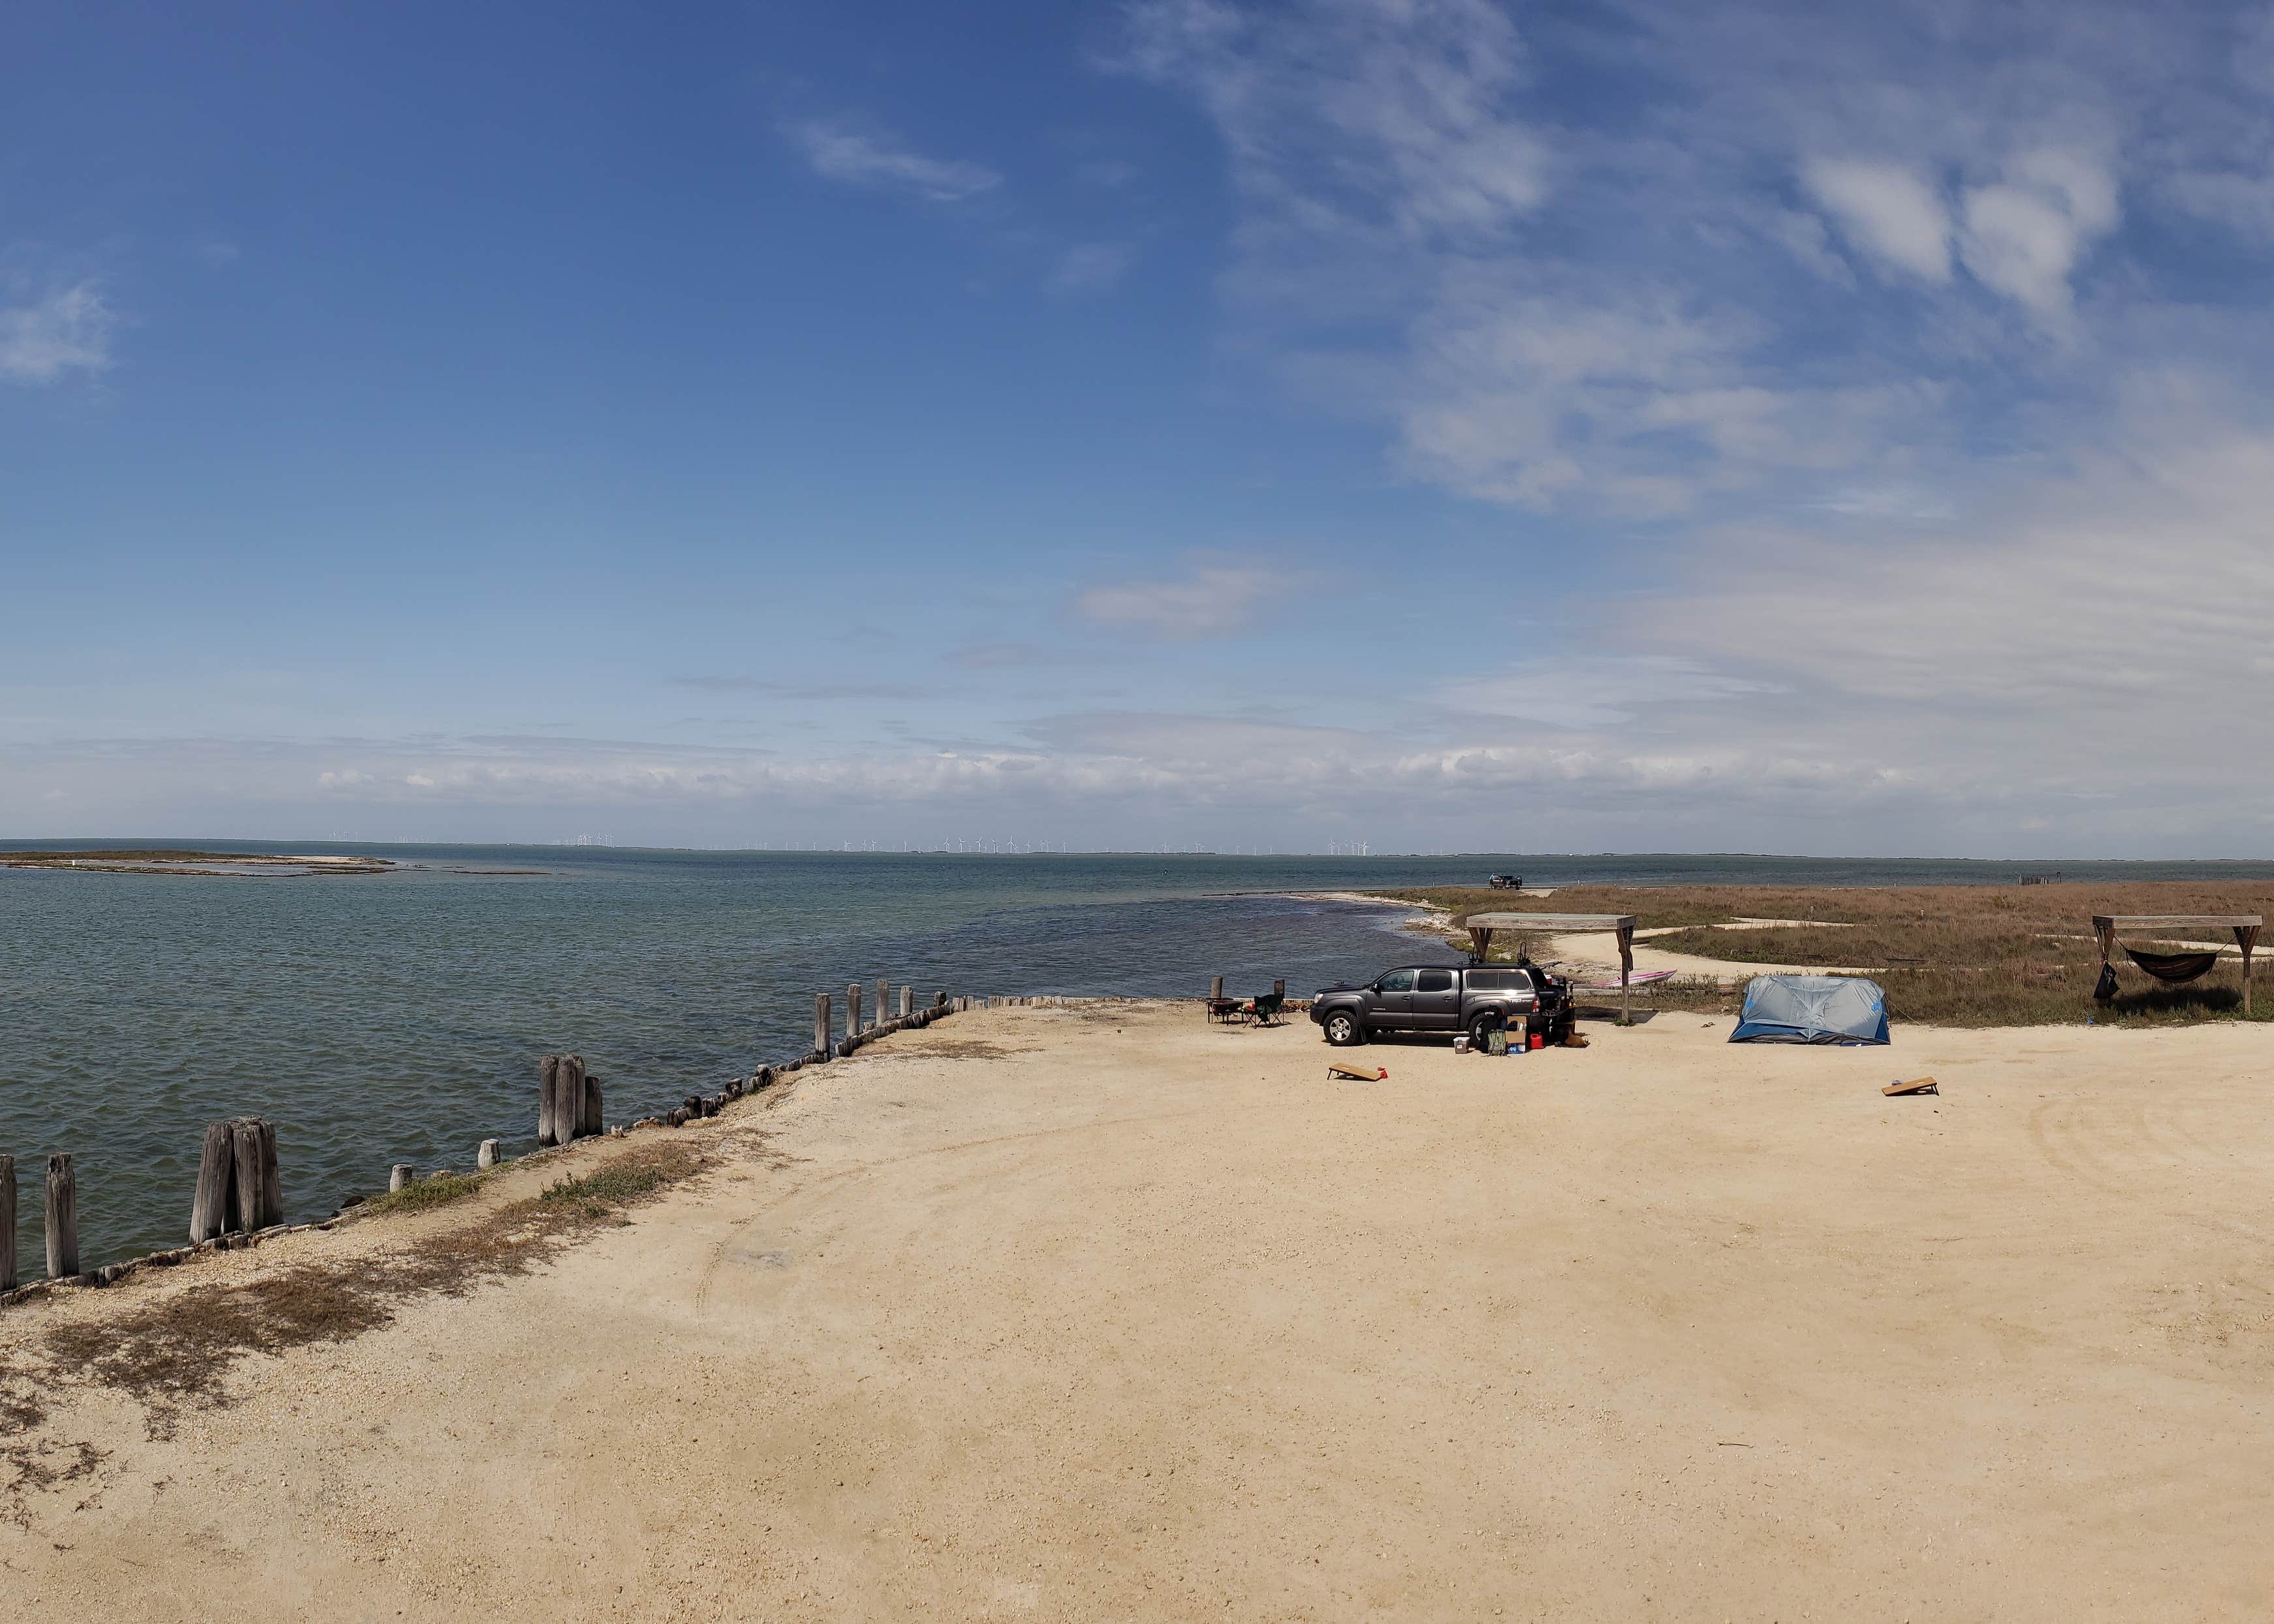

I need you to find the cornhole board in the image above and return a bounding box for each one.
[1883,1076,1939,1097]
[1327,1061,1388,1082]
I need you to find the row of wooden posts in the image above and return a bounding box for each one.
[0,1118,284,1290]
[2,980,971,1294]
[0,1154,78,1291]
[812,979,928,1060]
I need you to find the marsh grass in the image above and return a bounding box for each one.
[1371,881,2274,1028]
[364,1170,484,1215]
[539,1162,675,1217]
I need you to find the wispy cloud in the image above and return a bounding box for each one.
[0,282,114,385]
[1801,158,1953,282]
[788,117,1001,203]
[669,676,928,701]
[1112,2,2200,514]
[1439,658,1780,730]
[945,642,1056,670]
[1073,561,1275,640]
[1047,242,1130,294]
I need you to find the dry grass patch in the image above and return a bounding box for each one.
[1372,881,2274,1028]
[881,1035,1026,1061]
[7,1141,703,1451]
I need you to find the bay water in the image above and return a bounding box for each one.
[7,844,2271,1273]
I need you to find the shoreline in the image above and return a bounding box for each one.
[7,1001,2273,1617]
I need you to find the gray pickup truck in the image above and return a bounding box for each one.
[1308,962,1571,1049]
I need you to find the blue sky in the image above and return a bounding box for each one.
[7,1,2274,854]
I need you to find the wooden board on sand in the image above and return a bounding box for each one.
[1883,1076,1939,1096]
[1328,1061,1388,1082]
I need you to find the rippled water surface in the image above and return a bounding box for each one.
[8,844,2272,1271]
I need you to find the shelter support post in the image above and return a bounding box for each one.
[2239,924,2261,1017]
[1616,923,1634,1026]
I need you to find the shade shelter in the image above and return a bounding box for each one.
[2091,914,2262,1014]
[1462,912,1639,1025]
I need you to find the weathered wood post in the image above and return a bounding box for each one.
[538,1055,560,1145]
[899,985,913,1018]
[231,1119,265,1232]
[2239,923,2261,1018]
[814,992,833,1061]
[876,979,890,1031]
[0,1154,15,1292]
[1274,979,1286,999]
[190,1119,235,1241]
[45,1153,78,1281]
[478,1139,501,1170]
[540,1056,588,1147]
[580,1069,604,1138]
[550,1056,573,1145]
[390,1164,415,1192]
[1616,920,1636,1027]
[935,990,947,1009]
[848,982,863,1042]
[257,1118,283,1228]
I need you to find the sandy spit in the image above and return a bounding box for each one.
[5,1003,2273,1620]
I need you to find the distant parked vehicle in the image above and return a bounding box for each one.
[1487,873,1523,889]
[1309,961,1571,1050]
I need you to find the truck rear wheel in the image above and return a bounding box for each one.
[1469,1011,1506,1052]
[1323,1010,1363,1046]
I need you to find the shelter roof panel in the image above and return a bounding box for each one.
[2091,914,2263,930]
[1461,913,1636,932]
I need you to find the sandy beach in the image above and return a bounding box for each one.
[7,1001,2274,1620]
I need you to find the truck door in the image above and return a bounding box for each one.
[1368,968,1415,1029]
[1410,967,1462,1030]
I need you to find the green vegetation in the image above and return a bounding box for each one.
[366,1171,484,1215]
[539,1162,676,1217]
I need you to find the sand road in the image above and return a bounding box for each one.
[5,1002,2273,1621]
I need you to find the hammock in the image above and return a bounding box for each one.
[2123,946,2222,984]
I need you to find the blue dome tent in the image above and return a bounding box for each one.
[1729,975,1889,1045]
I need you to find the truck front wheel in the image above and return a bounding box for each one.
[1323,1009,1363,1046]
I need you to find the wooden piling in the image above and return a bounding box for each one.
[0,1154,14,1293]
[45,1153,78,1281]
[562,1056,589,1145]
[815,992,832,1061]
[538,1055,561,1145]
[190,1119,235,1241]
[848,982,863,1040]
[231,1119,265,1233]
[478,1139,501,1170]
[899,985,913,1018]
[875,979,890,1030]
[390,1164,414,1192]
[580,1068,603,1138]
[256,1118,283,1228]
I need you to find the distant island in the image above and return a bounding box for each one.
[0,849,396,876]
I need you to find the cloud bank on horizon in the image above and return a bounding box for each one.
[5,0,2274,855]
